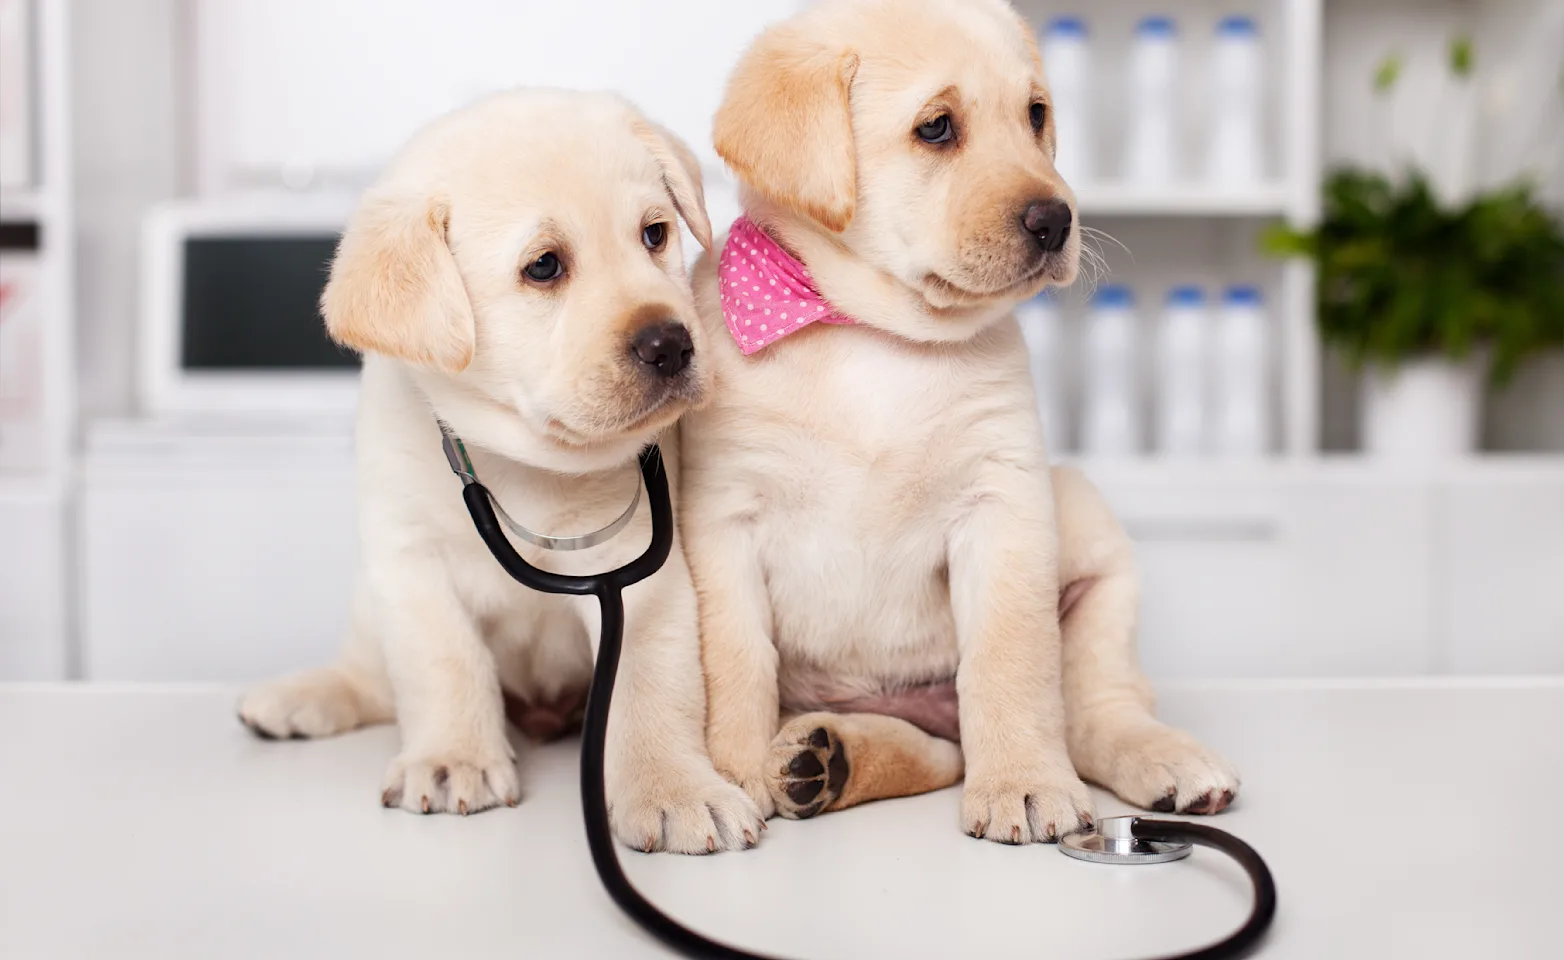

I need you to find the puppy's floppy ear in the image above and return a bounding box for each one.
[628,119,716,251]
[713,23,858,233]
[634,120,713,252]
[321,190,475,372]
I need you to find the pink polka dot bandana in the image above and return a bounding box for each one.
[719,216,854,355]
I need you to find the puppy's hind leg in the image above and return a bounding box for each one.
[1053,466,1240,815]
[238,579,395,740]
[766,712,963,820]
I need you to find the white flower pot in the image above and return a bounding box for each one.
[1361,356,1483,460]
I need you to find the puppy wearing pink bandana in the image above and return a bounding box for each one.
[681,0,1239,844]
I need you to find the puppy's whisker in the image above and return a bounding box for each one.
[1079,240,1110,273]
[1078,242,1110,281]
[1071,225,1123,297]
[1077,231,1127,295]
[1080,224,1131,261]
[1088,247,1110,282]
[1073,241,1109,296]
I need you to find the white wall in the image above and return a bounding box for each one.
[192,0,798,193]
[71,0,188,419]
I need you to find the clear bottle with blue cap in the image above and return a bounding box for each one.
[1125,15,1180,186]
[1081,284,1141,457]
[1157,285,1209,456]
[1213,285,1270,456]
[1015,289,1068,453]
[1208,16,1264,184]
[1041,17,1093,186]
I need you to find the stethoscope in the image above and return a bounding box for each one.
[440,425,1278,960]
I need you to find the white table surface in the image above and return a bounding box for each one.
[2,678,1561,960]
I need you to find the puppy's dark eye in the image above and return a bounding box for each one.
[523,252,562,283]
[642,222,668,251]
[916,115,954,144]
[1030,102,1047,133]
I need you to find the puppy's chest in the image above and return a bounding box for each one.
[738,344,979,660]
[749,346,970,536]
[756,472,956,672]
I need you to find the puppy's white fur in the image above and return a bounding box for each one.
[239,89,763,853]
[686,0,1239,841]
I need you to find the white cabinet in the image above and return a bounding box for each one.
[1441,467,1564,673]
[1093,464,1292,678]
[0,481,69,678]
[1093,463,1436,678]
[1280,476,1437,674]
[73,440,1564,682]
[1135,535,1290,678]
[1105,462,1564,679]
[80,423,356,681]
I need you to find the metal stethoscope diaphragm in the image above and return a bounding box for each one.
[442,425,1278,960]
[1061,814,1194,864]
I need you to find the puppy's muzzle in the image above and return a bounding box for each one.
[1021,198,1073,254]
[630,322,694,379]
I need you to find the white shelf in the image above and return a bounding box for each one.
[0,470,70,681]
[0,472,68,505]
[84,416,356,475]
[1076,182,1292,217]
[0,187,48,221]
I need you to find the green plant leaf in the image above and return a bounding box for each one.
[1449,35,1474,78]
[1260,223,1315,257]
[1261,166,1564,382]
[1374,53,1403,94]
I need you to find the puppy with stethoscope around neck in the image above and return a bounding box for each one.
[237,88,765,854]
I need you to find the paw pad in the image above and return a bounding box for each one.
[774,726,849,819]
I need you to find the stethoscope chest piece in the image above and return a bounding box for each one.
[1060,816,1194,865]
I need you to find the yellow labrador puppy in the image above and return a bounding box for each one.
[684,0,1239,843]
[239,90,764,854]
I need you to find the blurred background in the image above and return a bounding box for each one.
[0,0,1560,684]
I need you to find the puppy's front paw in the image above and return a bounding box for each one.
[238,668,379,740]
[611,767,766,854]
[962,766,1094,844]
[381,751,521,815]
[1095,724,1240,815]
[708,733,778,820]
[717,770,775,821]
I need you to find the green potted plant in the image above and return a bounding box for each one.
[1265,37,1564,458]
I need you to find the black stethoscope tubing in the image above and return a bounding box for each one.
[457,443,1277,960]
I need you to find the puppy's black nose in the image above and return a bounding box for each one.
[631,322,694,378]
[1021,199,1073,253]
